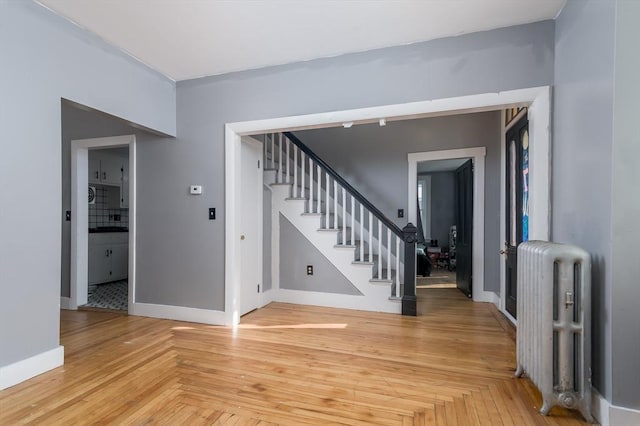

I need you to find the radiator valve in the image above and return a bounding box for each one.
[558,392,577,408]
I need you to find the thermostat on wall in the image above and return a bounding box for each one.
[190,185,203,195]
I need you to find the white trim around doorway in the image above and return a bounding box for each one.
[225,86,552,325]
[498,87,552,323]
[408,147,490,303]
[69,135,135,312]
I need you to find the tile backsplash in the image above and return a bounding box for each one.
[89,185,129,229]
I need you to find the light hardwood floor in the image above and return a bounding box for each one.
[0,289,590,425]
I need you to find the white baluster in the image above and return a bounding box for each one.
[350,195,355,246]
[368,212,373,262]
[285,137,290,184]
[340,187,346,244]
[264,134,268,165]
[301,152,306,201]
[292,144,298,197]
[308,158,313,213]
[395,235,401,297]
[270,133,275,169]
[386,228,391,280]
[378,220,382,279]
[278,133,283,183]
[316,164,321,214]
[333,179,338,229]
[359,203,364,260]
[325,173,330,229]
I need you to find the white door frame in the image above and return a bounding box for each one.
[225,86,551,325]
[70,135,136,310]
[417,175,432,241]
[408,148,490,302]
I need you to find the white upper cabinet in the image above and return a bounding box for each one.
[89,150,127,187]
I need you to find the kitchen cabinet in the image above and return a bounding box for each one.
[89,151,126,187]
[88,233,128,285]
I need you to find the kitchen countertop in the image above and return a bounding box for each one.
[89,227,128,233]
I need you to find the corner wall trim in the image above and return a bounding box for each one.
[593,388,610,426]
[130,302,226,325]
[474,290,499,306]
[591,387,640,426]
[60,297,71,310]
[0,346,64,390]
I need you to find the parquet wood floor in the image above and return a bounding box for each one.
[0,289,591,425]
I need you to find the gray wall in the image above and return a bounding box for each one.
[136,20,553,311]
[294,113,501,293]
[423,172,456,248]
[0,2,175,367]
[279,215,361,295]
[610,0,640,409]
[552,0,616,402]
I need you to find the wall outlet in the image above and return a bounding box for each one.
[398,209,404,218]
[306,265,313,275]
[114,214,121,221]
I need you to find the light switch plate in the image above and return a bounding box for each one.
[190,185,203,195]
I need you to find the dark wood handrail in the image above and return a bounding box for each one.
[284,131,404,239]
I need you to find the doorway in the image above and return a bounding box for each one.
[70,135,135,312]
[415,158,469,292]
[226,87,551,325]
[504,112,529,319]
[408,147,488,302]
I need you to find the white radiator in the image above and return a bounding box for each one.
[515,241,593,422]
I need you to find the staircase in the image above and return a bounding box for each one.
[262,132,416,314]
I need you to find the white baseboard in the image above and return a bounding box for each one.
[593,388,610,426]
[592,387,640,426]
[610,404,640,426]
[259,288,274,308]
[130,302,226,325]
[60,297,72,310]
[270,288,401,314]
[474,290,499,305]
[0,346,64,390]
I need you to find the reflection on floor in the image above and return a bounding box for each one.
[81,280,128,311]
[416,269,456,289]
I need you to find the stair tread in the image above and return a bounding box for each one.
[352,261,375,266]
[369,278,393,284]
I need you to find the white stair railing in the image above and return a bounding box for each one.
[264,132,417,301]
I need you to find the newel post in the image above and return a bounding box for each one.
[402,223,417,316]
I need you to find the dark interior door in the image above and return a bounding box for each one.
[455,159,473,298]
[505,114,529,318]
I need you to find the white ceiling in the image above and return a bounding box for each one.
[37,0,565,82]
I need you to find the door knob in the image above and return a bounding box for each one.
[240,235,245,240]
